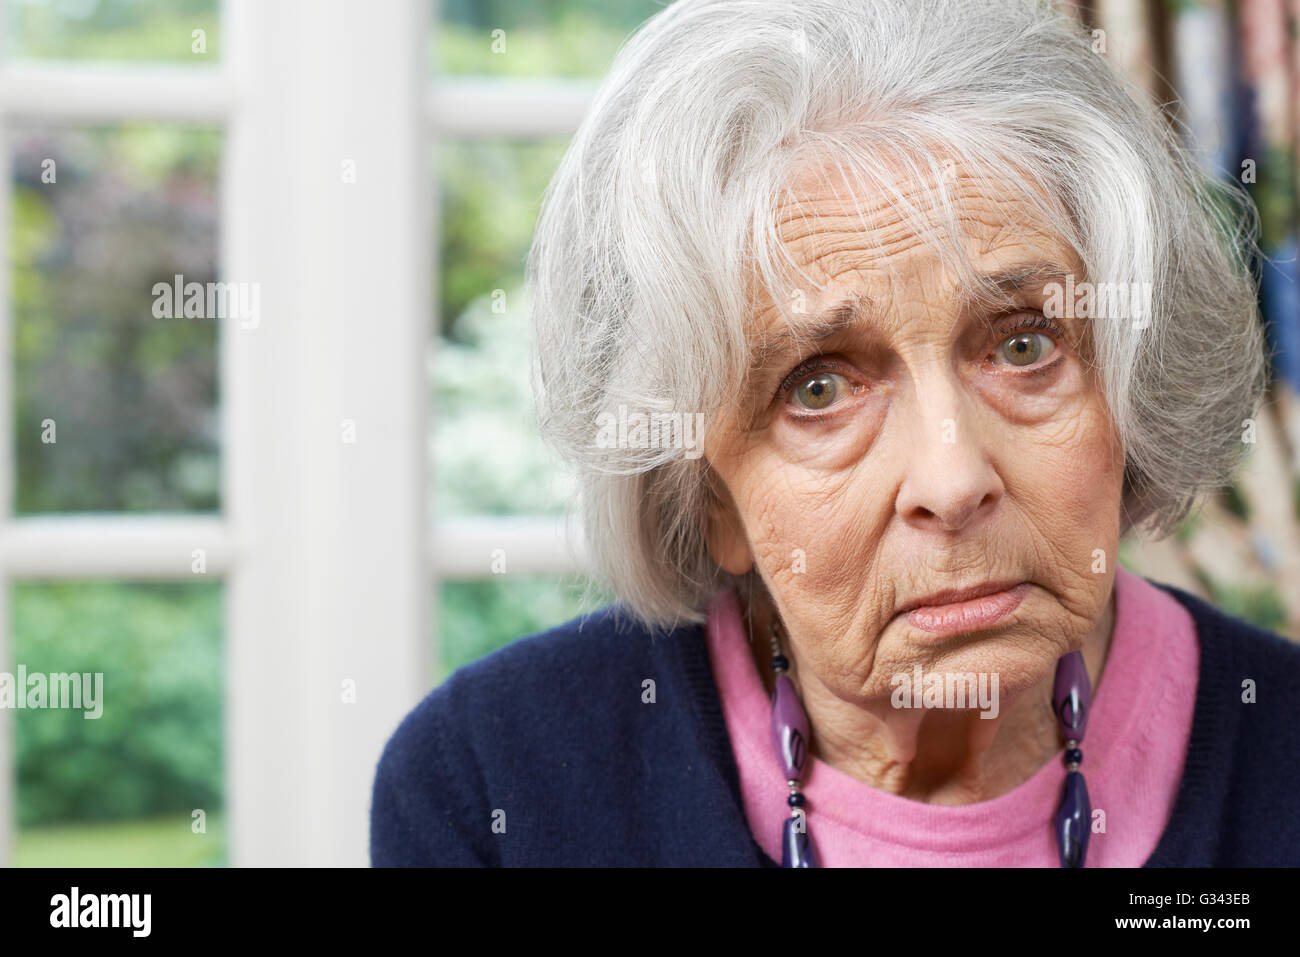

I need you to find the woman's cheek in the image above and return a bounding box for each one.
[768,389,889,471]
[738,460,883,591]
[971,357,1088,424]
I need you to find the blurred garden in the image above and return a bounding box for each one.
[4,0,655,866]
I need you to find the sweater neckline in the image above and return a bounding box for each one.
[668,575,1235,868]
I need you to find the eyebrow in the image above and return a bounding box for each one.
[968,261,1077,308]
[749,294,870,373]
[746,258,1076,386]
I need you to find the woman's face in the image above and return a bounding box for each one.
[705,160,1125,708]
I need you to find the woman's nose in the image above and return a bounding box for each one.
[893,372,1004,533]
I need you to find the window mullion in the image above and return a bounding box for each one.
[223,0,429,867]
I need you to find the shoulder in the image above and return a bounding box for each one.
[443,602,677,701]
[1149,579,1300,865]
[414,602,683,749]
[369,603,700,866]
[1155,580,1300,684]
[1168,581,1300,776]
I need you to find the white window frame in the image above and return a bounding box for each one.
[0,0,591,868]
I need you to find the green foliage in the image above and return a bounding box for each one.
[11,125,221,514]
[1251,144,1298,250]
[14,812,225,867]
[434,293,578,517]
[437,138,570,338]
[1116,537,1139,574]
[13,582,223,828]
[7,0,221,61]
[433,0,663,76]
[1219,482,1250,521]
[1172,509,1201,546]
[434,139,581,517]
[1205,578,1289,635]
[438,576,613,679]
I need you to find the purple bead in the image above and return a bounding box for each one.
[1052,650,1091,742]
[1053,769,1091,867]
[770,673,810,781]
[781,814,819,868]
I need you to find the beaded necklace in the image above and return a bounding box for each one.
[767,617,1092,867]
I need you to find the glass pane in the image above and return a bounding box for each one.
[434,0,664,78]
[11,581,225,867]
[434,137,575,518]
[438,575,613,679]
[6,0,221,62]
[10,125,221,514]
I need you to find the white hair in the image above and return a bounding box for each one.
[527,0,1268,629]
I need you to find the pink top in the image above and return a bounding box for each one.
[705,567,1200,866]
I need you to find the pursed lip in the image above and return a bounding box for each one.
[895,580,1028,616]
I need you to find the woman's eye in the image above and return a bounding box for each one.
[791,371,851,410]
[997,331,1056,367]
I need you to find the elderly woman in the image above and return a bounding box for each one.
[372,0,1300,867]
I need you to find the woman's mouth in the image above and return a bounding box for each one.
[898,581,1032,635]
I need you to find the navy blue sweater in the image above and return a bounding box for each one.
[370,580,1300,866]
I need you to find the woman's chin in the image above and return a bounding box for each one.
[873,614,1077,702]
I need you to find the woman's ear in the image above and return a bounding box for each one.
[704,471,755,575]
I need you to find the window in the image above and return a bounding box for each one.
[0,0,431,868]
[12,580,223,866]
[427,6,663,677]
[0,0,656,868]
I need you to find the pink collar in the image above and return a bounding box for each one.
[704,567,1199,866]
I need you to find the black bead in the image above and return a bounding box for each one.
[1065,747,1083,765]
[771,655,789,672]
[1054,770,1091,867]
[787,792,806,808]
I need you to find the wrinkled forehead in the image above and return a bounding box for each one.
[754,150,1084,329]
